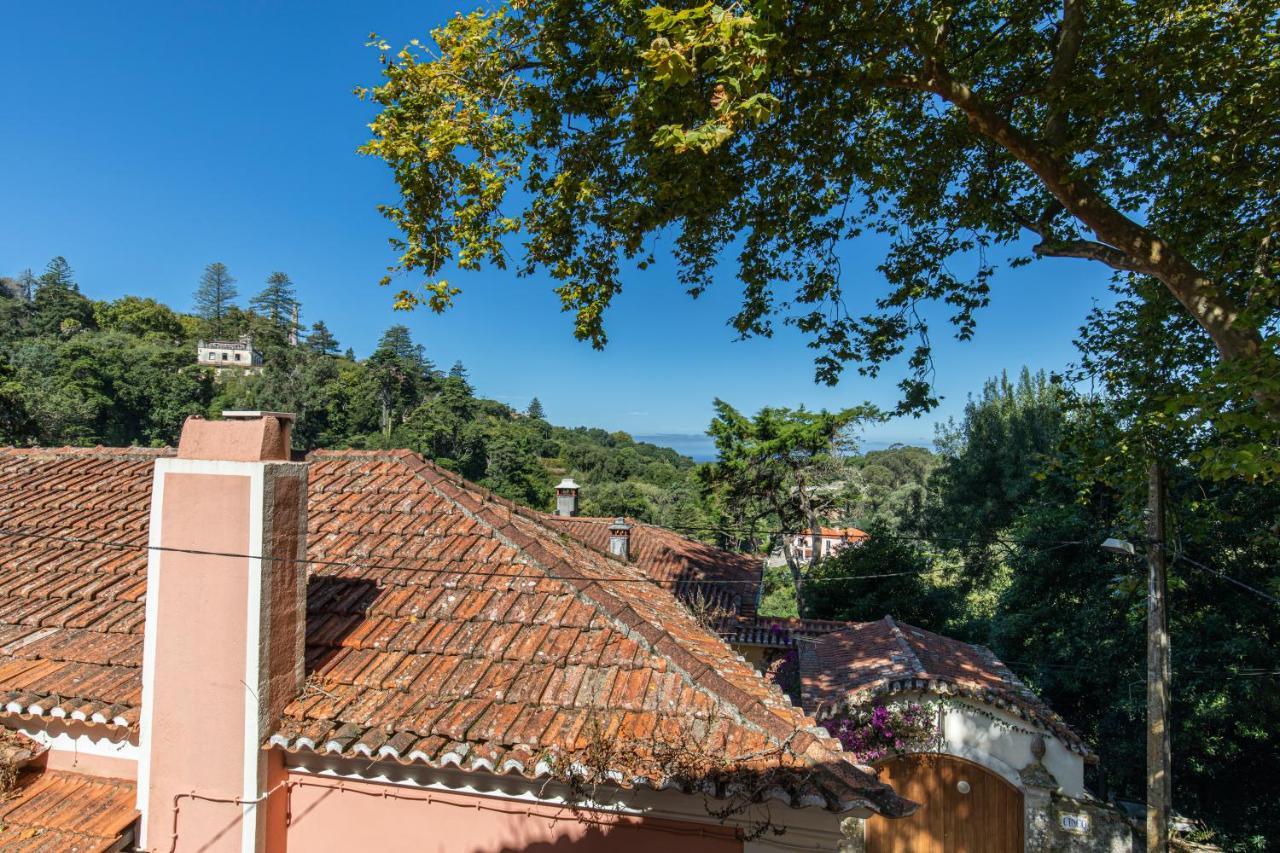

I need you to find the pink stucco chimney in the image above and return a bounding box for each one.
[137,412,307,852]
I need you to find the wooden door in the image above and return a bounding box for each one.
[865,754,1023,853]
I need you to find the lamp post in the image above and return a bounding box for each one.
[1101,462,1170,853]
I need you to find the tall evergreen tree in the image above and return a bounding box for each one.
[250,271,300,330]
[448,360,468,380]
[31,257,94,337]
[306,321,339,356]
[15,270,37,302]
[526,397,545,420]
[193,262,238,335]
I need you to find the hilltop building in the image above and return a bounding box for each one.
[196,334,263,375]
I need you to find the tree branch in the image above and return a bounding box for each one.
[1043,0,1085,147]
[1033,239,1144,272]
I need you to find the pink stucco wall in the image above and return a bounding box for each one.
[284,774,744,853]
[147,471,252,851]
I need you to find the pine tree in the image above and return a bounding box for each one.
[14,270,37,302]
[449,360,468,380]
[527,397,545,420]
[31,257,95,337]
[250,272,300,330]
[307,321,339,356]
[193,262,238,335]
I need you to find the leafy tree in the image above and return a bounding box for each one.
[193,262,238,335]
[0,356,34,443]
[806,533,959,628]
[931,369,1063,546]
[839,444,938,533]
[306,320,339,356]
[359,0,1280,420]
[526,396,545,420]
[250,271,300,338]
[31,257,95,338]
[95,296,185,340]
[699,399,873,611]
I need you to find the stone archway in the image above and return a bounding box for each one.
[865,753,1024,853]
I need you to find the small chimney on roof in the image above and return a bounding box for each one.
[608,517,632,560]
[555,477,579,517]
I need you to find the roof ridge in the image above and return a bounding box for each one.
[883,615,927,678]
[384,452,842,751]
[0,446,174,460]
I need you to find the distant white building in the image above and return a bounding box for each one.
[787,526,870,562]
[196,334,264,375]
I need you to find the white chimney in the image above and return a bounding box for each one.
[555,478,579,517]
[608,517,632,560]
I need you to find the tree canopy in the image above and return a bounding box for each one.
[360,0,1279,422]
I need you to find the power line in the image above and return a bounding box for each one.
[1173,552,1280,608]
[664,523,1088,550]
[0,524,924,587]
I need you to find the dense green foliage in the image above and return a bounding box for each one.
[360,0,1279,431]
[0,258,707,519]
[792,368,1280,850]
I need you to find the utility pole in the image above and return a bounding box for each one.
[1146,462,1171,852]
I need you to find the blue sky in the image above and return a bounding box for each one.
[0,0,1115,450]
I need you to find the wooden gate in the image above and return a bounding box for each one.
[866,753,1024,853]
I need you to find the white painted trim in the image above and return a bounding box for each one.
[135,459,167,850]
[241,467,266,853]
[6,717,139,761]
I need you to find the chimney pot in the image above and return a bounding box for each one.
[608,517,632,560]
[177,412,295,462]
[555,477,580,517]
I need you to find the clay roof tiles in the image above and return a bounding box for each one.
[801,616,1089,755]
[0,447,167,726]
[543,515,762,617]
[0,446,911,817]
[0,769,137,852]
[280,450,910,815]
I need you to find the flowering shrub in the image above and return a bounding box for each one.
[767,647,801,706]
[826,701,940,763]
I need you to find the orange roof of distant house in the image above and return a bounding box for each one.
[800,616,1088,755]
[809,527,870,541]
[543,514,762,616]
[0,769,137,852]
[0,446,912,817]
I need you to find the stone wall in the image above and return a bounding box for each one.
[1040,793,1136,853]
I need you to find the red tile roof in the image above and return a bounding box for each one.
[0,447,911,816]
[717,616,848,649]
[543,515,762,617]
[0,769,137,852]
[800,616,1088,754]
[0,448,163,727]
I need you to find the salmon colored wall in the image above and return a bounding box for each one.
[284,774,744,853]
[146,472,252,852]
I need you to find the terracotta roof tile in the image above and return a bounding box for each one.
[0,769,137,852]
[802,616,1089,754]
[0,446,910,817]
[544,515,762,617]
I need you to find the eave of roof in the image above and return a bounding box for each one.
[801,616,1091,756]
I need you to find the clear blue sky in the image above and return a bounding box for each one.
[0,0,1115,450]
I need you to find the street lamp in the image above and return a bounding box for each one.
[1101,464,1170,853]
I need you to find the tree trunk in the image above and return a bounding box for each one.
[778,533,805,616]
[898,71,1269,378]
